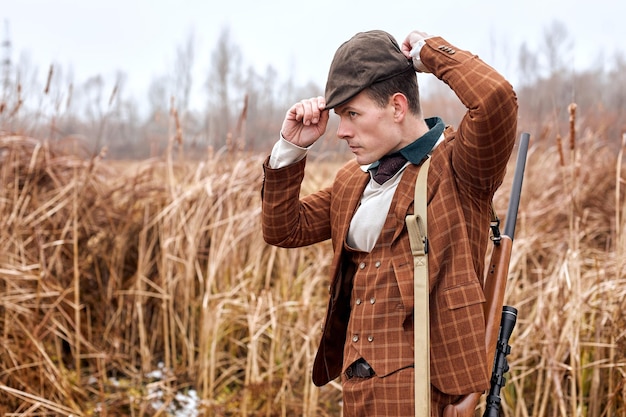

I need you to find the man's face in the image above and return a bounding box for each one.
[333,90,404,165]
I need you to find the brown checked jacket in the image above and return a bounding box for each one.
[261,36,518,396]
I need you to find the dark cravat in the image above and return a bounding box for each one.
[372,153,407,184]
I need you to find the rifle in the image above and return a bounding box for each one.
[443,132,530,417]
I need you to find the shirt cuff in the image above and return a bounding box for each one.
[268,134,310,169]
[410,38,431,73]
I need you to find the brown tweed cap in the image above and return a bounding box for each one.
[324,30,414,109]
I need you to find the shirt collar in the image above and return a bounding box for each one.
[362,116,445,172]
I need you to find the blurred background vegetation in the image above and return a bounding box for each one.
[1,20,625,159]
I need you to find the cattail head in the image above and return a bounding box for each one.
[568,103,577,151]
[44,65,53,95]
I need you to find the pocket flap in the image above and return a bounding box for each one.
[443,281,486,310]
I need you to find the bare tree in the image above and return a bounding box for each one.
[241,63,284,150]
[173,31,195,114]
[518,42,540,87]
[541,20,573,76]
[1,19,11,101]
[148,75,168,116]
[206,25,243,149]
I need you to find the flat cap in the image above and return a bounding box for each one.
[324,30,413,109]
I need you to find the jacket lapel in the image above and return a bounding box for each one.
[333,166,370,247]
[391,163,421,243]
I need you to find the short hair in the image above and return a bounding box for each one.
[365,70,421,116]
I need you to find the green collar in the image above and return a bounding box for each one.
[399,116,444,164]
[368,116,444,171]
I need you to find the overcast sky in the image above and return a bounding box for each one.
[3,0,624,110]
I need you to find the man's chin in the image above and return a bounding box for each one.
[354,156,376,166]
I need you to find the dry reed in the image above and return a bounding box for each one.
[490,114,626,416]
[0,104,625,416]
[0,130,343,416]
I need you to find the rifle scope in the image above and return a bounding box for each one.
[484,306,518,417]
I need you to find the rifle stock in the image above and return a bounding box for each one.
[442,132,529,417]
[483,236,513,373]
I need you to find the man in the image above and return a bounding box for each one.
[261,29,518,416]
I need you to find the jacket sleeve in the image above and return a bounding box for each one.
[261,156,332,248]
[420,36,518,194]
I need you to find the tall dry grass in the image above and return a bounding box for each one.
[0,134,341,415]
[0,103,625,416]
[491,105,626,417]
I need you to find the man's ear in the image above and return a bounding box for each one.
[391,93,409,121]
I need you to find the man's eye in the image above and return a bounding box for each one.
[348,111,357,118]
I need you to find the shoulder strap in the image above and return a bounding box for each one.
[405,157,431,416]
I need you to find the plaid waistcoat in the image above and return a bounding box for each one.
[342,178,417,378]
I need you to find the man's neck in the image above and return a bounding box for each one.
[403,114,430,144]
[396,116,445,164]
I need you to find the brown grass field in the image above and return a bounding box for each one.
[1,104,626,416]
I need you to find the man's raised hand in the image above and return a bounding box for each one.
[281,96,330,148]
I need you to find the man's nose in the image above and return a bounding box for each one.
[336,120,352,140]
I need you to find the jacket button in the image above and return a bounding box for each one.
[352,335,359,342]
[355,298,362,305]
[359,262,366,269]
[367,335,374,342]
[370,297,376,304]
[375,261,381,268]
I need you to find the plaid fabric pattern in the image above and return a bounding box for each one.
[261,35,518,400]
[341,367,460,417]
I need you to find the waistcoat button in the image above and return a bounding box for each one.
[367,335,374,342]
[370,297,376,304]
[355,298,362,305]
[359,262,366,269]
[352,335,359,342]
[375,261,381,268]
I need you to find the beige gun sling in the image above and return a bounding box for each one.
[405,156,431,416]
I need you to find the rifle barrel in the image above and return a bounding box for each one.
[503,133,530,240]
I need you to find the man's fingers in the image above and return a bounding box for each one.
[303,100,315,125]
[293,96,326,126]
[402,30,431,57]
[315,96,326,110]
[282,96,329,146]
